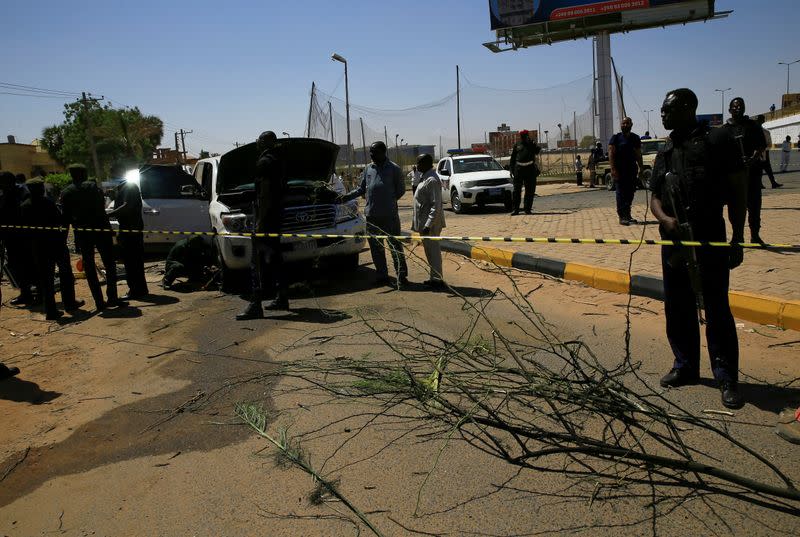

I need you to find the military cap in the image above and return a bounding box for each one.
[67,163,87,171]
[26,176,45,185]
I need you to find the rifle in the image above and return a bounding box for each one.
[664,171,705,322]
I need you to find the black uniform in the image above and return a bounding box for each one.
[60,180,119,308]
[509,139,541,213]
[164,236,211,287]
[0,182,34,299]
[19,193,75,317]
[251,148,287,302]
[110,181,148,297]
[722,117,766,240]
[650,124,743,383]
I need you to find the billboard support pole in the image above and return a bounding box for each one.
[596,31,613,151]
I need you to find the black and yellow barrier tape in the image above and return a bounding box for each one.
[1,224,798,251]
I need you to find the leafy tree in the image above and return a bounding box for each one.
[579,135,596,148]
[199,149,210,159]
[41,100,163,179]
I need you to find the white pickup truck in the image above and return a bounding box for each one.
[192,138,366,287]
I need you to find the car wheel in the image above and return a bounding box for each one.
[451,189,464,214]
[605,174,615,191]
[332,252,360,272]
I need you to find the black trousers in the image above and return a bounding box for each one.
[54,241,76,306]
[250,236,286,301]
[75,231,118,307]
[746,164,762,237]
[661,246,738,382]
[5,235,33,295]
[512,166,538,212]
[118,232,148,296]
[762,151,778,186]
[32,248,58,315]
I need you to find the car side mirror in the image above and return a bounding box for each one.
[181,184,202,197]
[439,169,451,177]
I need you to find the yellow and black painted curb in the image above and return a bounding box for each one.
[443,240,800,332]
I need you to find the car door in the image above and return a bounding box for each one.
[138,166,211,248]
[437,159,451,203]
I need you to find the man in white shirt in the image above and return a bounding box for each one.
[411,154,446,287]
[780,135,792,172]
[408,165,422,195]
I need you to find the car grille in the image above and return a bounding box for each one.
[476,178,510,187]
[281,204,336,233]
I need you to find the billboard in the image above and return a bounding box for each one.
[489,0,695,30]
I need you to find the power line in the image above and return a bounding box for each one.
[0,91,75,99]
[0,81,81,97]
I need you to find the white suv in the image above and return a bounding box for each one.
[192,139,366,287]
[436,153,513,213]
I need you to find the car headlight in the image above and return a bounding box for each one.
[462,180,477,189]
[335,200,359,223]
[221,213,248,233]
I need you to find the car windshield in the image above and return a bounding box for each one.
[137,166,198,199]
[453,157,503,174]
[641,140,667,155]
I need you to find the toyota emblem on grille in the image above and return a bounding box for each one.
[295,212,312,224]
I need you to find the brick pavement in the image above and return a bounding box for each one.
[399,171,800,300]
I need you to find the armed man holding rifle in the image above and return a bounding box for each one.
[650,88,747,409]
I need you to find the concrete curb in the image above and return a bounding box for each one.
[440,240,798,332]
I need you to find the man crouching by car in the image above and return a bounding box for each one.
[237,131,289,320]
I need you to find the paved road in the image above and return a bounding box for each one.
[400,169,800,299]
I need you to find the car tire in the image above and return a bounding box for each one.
[333,252,360,272]
[451,189,465,214]
[606,174,615,191]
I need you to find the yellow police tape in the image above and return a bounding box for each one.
[1,224,798,251]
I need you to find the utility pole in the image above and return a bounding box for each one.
[80,92,104,180]
[715,88,731,121]
[328,101,335,143]
[359,118,367,166]
[174,132,181,165]
[456,65,461,150]
[778,60,800,95]
[179,129,192,163]
[384,126,388,146]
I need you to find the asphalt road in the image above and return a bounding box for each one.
[1,241,799,535]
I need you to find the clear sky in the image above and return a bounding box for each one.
[1,0,798,156]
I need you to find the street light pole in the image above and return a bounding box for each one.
[332,53,352,173]
[778,60,800,96]
[715,88,731,121]
[395,134,399,163]
[644,109,654,134]
[544,130,549,149]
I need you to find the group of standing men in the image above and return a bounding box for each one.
[0,164,150,321]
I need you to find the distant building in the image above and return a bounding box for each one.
[0,136,63,176]
[150,147,198,166]
[489,126,538,156]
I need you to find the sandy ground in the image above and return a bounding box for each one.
[1,247,799,536]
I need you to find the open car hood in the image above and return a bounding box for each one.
[217,138,339,194]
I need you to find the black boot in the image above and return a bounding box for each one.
[263,296,289,311]
[720,380,743,409]
[236,301,264,320]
